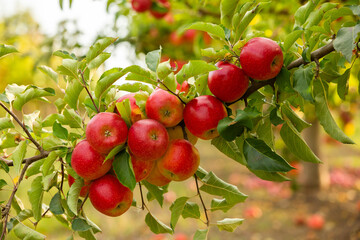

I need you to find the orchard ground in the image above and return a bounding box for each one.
[4,132,360,240]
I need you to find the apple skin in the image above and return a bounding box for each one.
[71,140,113,181]
[127,119,169,161]
[157,139,200,181]
[208,61,249,103]
[240,37,283,81]
[150,0,170,19]
[183,95,228,140]
[145,161,172,186]
[131,0,152,12]
[116,93,145,123]
[306,214,324,230]
[86,112,128,154]
[176,81,190,95]
[169,32,184,46]
[167,125,198,145]
[131,153,155,182]
[68,175,91,198]
[146,89,184,128]
[89,174,133,217]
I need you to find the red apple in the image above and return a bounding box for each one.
[145,161,172,186]
[157,139,200,181]
[131,153,155,182]
[68,175,91,198]
[127,119,169,161]
[170,32,184,46]
[176,81,190,94]
[89,174,133,217]
[116,93,145,123]
[145,89,184,127]
[306,214,324,230]
[203,32,212,45]
[208,61,249,103]
[86,112,128,154]
[150,0,170,19]
[240,37,283,81]
[183,29,197,43]
[71,140,113,180]
[131,0,152,12]
[183,95,227,140]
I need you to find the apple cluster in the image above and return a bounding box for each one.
[208,37,284,103]
[131,0,170,19]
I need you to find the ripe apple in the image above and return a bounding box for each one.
[306,214,324,230]
[131,153,155,182]
[176,81,190,95]
[157,139,200,181]
[150,0,170,19]
[183,95,227,140]
[145,89,184,127]
[170,32,184,46]
[240,37,283,81]
[86,112,128,154]
[68,174,91,198]
[71,140,113,180]
[208,61,249,103]
[183,29,197,43]
[89,174,133,217]
[145,161,172,186]
[167,125,198,145]
[116,93,145,123]
[127,119,169,161]
[131,0,152,12]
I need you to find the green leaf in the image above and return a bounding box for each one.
[283,30,304,52]
[186,22,225,40]
[8,209,33,232]
[195,75,210,95]
[169,197,189,229]
[0,44,18,58]
[105,144,125,162]
[193,229,208,240]
[281,102,311,132]
[210,198,236,213]
[38,65,58,83]
[13,223,46,240]
[142,181,165,207]
[86,37,116,63]
[200,172,247,204]
[25,159,44,178]
[12,141,27,174]
[250,169,290,182]
[0,179,7,189]
[280,121,321,163]
[116,100,132,127]
[313,79,354,144]
[0,132,18,150]
[220,0,239,29]
[181,202,200,219]
[88,52,111,69]
[243,138,293,172]
[27,176,44,221]
[216,218,244,232]
[53,50,76,59]
[211,136,246,165]
[294,0,321,26]
[13,86,55,111]
[67,177,83,215]
[78,229,96,240]
[256,116,275,149]
[232,2,254,40]
[42,113,67,127]
[293,63,315,102]
[64,79,83,109]
[94,68,125,98]
[113,150,136,191]
[43,172,57,191]
[116,82,154,94]
[337,69,351,100]
[72,217,92,232]
[176,60,217,84]
[57,59,79,80]
[334,24,360,62]
[49,192,64,215]
[146,48,162,72]
[63,108,82,128]
[43,150,61,176]
[53,121,69,140]
[145,213,173,234]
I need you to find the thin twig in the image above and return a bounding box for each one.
[157,79,186,105]
[79,193,89,214]
[139,182,145,210]
[59,158,65,196]
[0,151,50,166]
[0,102,44,153]
[78,70,100,113]
[194,174,209,226]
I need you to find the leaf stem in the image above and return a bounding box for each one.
[78,70,100,113]
[194,174,209,226]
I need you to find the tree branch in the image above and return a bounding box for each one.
[0,102,44,153]
[139,182,145,210]
[0,151,50,166]
[1,150,49,240]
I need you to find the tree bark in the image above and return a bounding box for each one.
[298,119,330,192]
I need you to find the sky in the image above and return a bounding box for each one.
[0,0,139,69]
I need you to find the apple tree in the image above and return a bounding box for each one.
[0,0,360,239]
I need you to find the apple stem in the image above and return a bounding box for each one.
[139,182,145,210]
[179,121,188,141]
[194,174,209,226]
[78,70,100,113]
